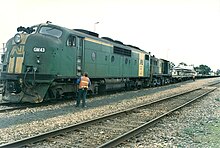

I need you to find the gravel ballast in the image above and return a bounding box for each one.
[0,78,220,146]
[122,85,220,147]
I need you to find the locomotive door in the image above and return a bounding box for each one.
[76,37,84,76]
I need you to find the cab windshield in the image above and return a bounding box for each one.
[39,26,62,38]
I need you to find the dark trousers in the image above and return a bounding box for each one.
[76,89,87,107]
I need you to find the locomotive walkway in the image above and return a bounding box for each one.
[0,83,217,147]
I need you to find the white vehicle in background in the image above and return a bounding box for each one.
[172,63,197,81]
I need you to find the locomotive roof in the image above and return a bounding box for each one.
[48,23,149,55]
[174,65,195,71]
[72,29,149,54]
[150,55,171,63]
[33,23,150,55]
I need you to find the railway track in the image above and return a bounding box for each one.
[0,102,34,113]
[0,85,217,148]
[0,102,44,113]
[0,80,219,114]
[0,99,74,113]
[0,106,28,113]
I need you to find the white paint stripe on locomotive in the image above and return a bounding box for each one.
[8,46,25,74]
[85,37,113,47]
[15,46,25,73]
[8,57,15,73]
[9,34,28,73]
[138,52,145,77]
[15,57,24,73]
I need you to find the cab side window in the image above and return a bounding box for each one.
[67,35,76,47]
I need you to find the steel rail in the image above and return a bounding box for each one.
[207,81,220,87]
[0,99,73,113]
[0,103,45,113]
[0,106,29,113]
[0,87,212,148]
[98,87,217,147]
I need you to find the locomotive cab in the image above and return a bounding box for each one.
[1,23,69,103]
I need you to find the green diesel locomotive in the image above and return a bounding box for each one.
[1,22,171,103]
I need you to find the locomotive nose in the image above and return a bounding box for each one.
[8,33,29,74]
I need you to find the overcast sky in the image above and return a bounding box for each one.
[0,0,220,70]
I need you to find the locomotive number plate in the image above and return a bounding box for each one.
[33,47,46,53]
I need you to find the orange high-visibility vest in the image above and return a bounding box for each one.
[79,76,89,89]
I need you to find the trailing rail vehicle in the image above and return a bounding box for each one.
[172,64,196,82]
[1,22,194,103]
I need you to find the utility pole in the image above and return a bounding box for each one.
[94,22,99,32]
[2,43,5,53]
[0,43,5,64]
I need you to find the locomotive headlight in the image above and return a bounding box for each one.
[14,34,21,44]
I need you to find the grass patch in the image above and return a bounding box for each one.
[195,120,220,145]
[183,118,220,146]
[180,100,220,147]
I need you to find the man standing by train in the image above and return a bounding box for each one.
[76,72,91,108]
